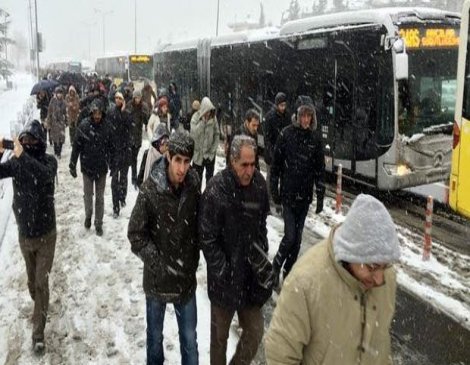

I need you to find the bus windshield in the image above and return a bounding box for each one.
[128,57,153,81]
[398,48,458,136]
[397,25,459,136]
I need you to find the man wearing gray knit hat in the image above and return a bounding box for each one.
[265,194,400,365]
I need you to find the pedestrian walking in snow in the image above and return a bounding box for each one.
[270,96,325,288]
[200,135,272,365]
[65,85,80,144]
[47,86,67,158]
[263,92,290,198]
[142,81,157,110]
[128,131,200,365]
[147,97,172,139]
[69,101,113,236]
[136,123,169,187]
[127,89,150,189]
[36,90,50,133]
[225,109,261,169]
[108,91,132,218]
[265,194,401,365]
[190,96,219,187]
[169,82,182,130]
[0,120,58,354]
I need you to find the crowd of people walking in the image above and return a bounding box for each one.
[0,73,401,365]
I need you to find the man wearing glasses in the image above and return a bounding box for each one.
[265,194,401,365]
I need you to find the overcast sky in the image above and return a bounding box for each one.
[2,0,315,64]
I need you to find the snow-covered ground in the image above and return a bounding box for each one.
[0,73,468,363]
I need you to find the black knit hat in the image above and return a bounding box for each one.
[168,131,194,159]
[274,92,287,105]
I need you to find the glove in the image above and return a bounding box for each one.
[69,164,77,178]
[315,195,324,214]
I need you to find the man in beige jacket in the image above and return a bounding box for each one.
[265,194,401,365]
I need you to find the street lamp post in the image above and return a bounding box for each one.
[81,20,96,61]
[34,0,40,80]
[134,0,137,53]
[216,0,220,36]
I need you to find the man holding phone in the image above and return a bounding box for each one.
[0,120,58,355]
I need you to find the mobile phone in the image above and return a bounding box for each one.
[2,139,14,150]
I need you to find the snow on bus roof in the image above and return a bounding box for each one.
[280,7,459,36]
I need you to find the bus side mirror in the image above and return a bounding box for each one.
[393,38,408,80]
[395,53,408,80]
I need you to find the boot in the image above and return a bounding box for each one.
[95,226,103,236]
[84,217,91,229]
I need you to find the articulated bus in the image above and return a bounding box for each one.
[450,1,470,218]
[154,8,459,190]
[95,54,154,88]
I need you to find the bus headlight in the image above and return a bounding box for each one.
[383,163,412,176]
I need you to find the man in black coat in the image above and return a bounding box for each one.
[263,92,290,197]
[127,89,150,188]
[200,134,272,365]
[225,108,261,169]
[128,131,200,365]
[0,120,57,353]
[108,91,133,217]
[270,99,326,288]
[69,101,113,236]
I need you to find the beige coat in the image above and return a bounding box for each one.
[265,229,396,365]
[190,96,219,166]
[65,86,80,127]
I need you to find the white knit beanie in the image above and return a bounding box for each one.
[333,194,400,264]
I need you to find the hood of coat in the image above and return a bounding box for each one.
[292,104,317,131]
[149,156,199,194]
[68,85,77,95]
[197,96,215,119]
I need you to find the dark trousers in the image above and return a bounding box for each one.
[111,164,129,211]
[131,146,140,184]
[53,142,63,158]
[83,174,106,228]
[19,229,57,341]
[210,304,264,365]
[69,125,76,145]
[193,158,215,188]
[273,203,309,278]
[146,295,198,365]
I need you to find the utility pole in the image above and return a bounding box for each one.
[28,0,35,75]
[134,0,137,53]
[34,0,40,80]
[94,8,113,55]
[216,0,220,36]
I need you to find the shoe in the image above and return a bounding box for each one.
[84,217,91,229]
[96,226,103,236]
[120,200,126,208]
[113,209,119,219]
[33,339,45,354]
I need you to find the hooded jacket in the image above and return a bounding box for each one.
[128,157,200,303]
[265,228,396,365]
[70,107,114,181]
[190,96,219,166]
[270,106,325,206]
[263,106,290,165]
[47,95,67,144]
[66,86,80,126]
[199,167,270,310]
[0,121,57,238]
[127,98,150,148]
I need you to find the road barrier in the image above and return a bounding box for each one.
[422,195,434,260]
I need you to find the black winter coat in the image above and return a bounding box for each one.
[263,107,290,165]
[36,94,50,121]
[199,167,270,310]
[0,150,57,238]
[270,123,325,207]
[70,117,114,181]
[128,157,200,304]
[108,105,132,169]
[127,100,150,148]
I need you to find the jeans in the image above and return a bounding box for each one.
[111,164,129,211]
[83,174,106,228]
[131,146,140,184]
[210,304,264,365]
[146,295,198,365]
[193,158,215,189]
[273,203,309,278]
[19,229,57,341]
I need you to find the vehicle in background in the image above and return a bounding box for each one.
[450,0,470,218]
[154,8,459,190]
[45,60,83,74]
[95,54,154,90]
